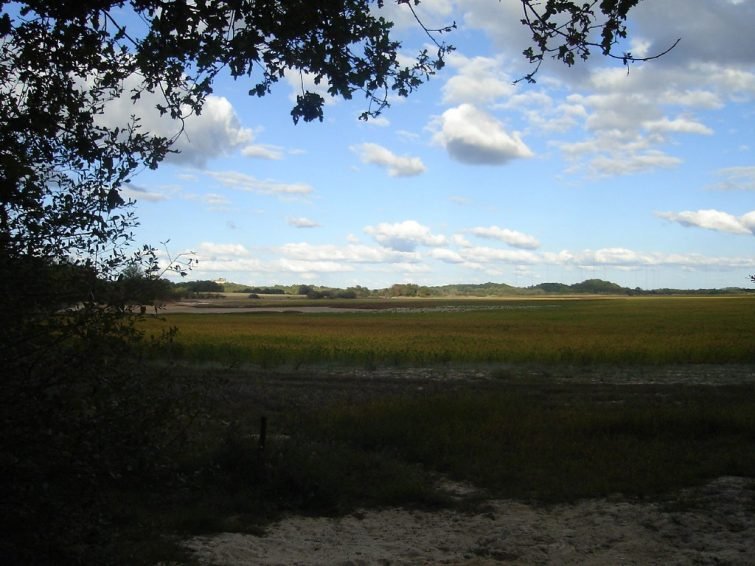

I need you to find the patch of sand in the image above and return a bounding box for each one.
[185,476,755,565]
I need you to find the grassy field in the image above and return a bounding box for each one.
[144,296,755,366]
[117,295,755,563]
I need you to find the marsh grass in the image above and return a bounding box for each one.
[116,296,755,561]
[109,378,755,563]
[304,385,755,502]
[144,297,755,366]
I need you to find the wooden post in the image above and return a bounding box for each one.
[258,416,267,453]
[256,415,268,481]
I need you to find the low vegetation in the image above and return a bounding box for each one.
[8,293,755,564]
[145,296,755,367]
[117,375,755,564]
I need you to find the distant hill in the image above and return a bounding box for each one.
[433,282,518,296]
[527,278,627,295]
[183,278,753,298]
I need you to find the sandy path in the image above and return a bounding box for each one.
[185,476,755,565]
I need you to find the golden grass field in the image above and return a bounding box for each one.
[144,295,755,366]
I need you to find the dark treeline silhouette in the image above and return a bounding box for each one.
[193,277,755,298]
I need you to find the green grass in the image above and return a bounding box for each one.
[130,379,755,556]
[305,385,755,502]
[144,296,755,366]
[113,296,755,561]
[95,374,755,563]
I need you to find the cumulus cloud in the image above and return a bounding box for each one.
[469,226,540,250]
[428,248,465,263]
[280,242,420,264]
[197,242,251,258]
[116,94,250,167]
[442,54,515,105]
[99,75,259,167]
[643,116,714,136]
[434,104,533,165]
[276,259,352,274]
[455,0,755,180]
[460,246,540,264]
[631,0,755,68]
[205,170,313,196]
[287,217,320,228]
[376,0,454,31]
[556,78,712,177]
[547,248,755,271]
[170,96,253,166]
[353,143,426,176]
[364,220,446,251]
[657,209,755,235]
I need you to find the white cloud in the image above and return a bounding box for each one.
[590,151,682,176]
[280,242,419,264]
[241,144,285,160]
[657,209,755,235]
[376,0,454,30]
[353,143,426,177]
[452,234,472,247]
[469,225,540,250]
[362,116,390,127]
[549,248,755,271]
[197,242,251,258]
[203,193,231,208]
[428,248,465,263]
[442,54,515,105]
[364,220,446,251]
[632,1,755,68]
[169,96,253,166]
[643,116,714,136]
[287,217,320,228]
[709,166,755,191]
[100,74,259,167]
[276,259,352,274]
[433,104,533,165]
[205,170,313,196]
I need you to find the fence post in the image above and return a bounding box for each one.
[257,416,267,453]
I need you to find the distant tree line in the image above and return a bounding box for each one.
[166,277,755,299]
[43,271,750,310]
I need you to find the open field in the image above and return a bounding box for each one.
[169,363,755,565]
[144,296,755,366]
[124,296,755,563]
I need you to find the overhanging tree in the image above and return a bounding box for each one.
[1,0,671,310]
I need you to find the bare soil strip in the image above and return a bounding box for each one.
[186,476,755,565]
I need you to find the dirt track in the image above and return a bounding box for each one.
[187,475,755,565]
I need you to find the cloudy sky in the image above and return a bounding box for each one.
[123,0,755,290]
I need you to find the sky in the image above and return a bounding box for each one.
[117,0,755,290]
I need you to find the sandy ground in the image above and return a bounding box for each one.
[185,476,755,565]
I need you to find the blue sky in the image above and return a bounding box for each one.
[117,0,755,290]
